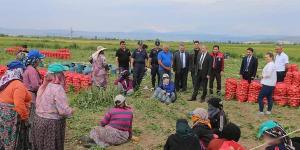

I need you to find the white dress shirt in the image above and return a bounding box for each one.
[275,52,289,72]
[180,52,186,68]
[261,61,277,86]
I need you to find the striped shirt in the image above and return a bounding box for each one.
[101,107,133,135]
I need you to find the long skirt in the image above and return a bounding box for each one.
[89,125,129,148]
[0,102,29,150]
[32,115,66,150]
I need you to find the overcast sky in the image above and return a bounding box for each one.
[0,0,299,36]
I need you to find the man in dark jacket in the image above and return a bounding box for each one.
[149,39,162,89]
[173,42,189,92]
[131,40,148,90]
[190,41,201,89]
[190,45,212,102]
[239,48,258,83]
[209,45,224,96]
[115,41,131,73]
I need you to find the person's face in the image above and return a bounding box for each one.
[247,50,253,56]
[265,54,272,62]
[213,47,219,53]
[120,43,126,49]
[194,43,199,49]
[163,47,169,52]
[275,46,283,54]
[201,47,207,53]
[179,46,185,52]
[34,59,42,67]
[263,135,281,146]
[163,77,170,84]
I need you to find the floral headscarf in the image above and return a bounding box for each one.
[0,68,24,91]
[265,124,295,150]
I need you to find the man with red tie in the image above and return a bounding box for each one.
[209,45,224,96]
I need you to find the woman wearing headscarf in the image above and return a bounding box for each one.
[164,119,200,150]
[0,60,32,150]
[32,63,74,150]
[91,46,109,88]
[81,95,133,148]
[207,97,228,135]
[114,70,134,95]
[257,120,298,150]
[191,108,215,148]
[23,50,45,143]
[207,123,245,150]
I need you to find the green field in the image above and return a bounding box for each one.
[1,36,300,150]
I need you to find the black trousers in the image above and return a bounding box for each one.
[133,64,145,90]
[276,71,286,82]
[151,65,160,88]
[191,70,197,89]
[175,68,188,91]
[242,72,253,83]
[192,70,208,100]
[209,69,221,94]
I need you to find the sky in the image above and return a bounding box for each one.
[0,0,299,36]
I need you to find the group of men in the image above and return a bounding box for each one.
[239,44,289,83]
[115,40,225,102]
[115,40,289,102]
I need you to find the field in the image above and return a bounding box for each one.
[1,36,300,150]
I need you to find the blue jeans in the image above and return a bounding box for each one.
[258,85,275,112]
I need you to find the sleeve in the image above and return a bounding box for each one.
[208,55,212,76]
[240,58,245,75]
[221,54,225,71]
[263,64,274,78]
[54,86,73,118]
[131,51,135,59]
[164,136,171,150]
[173,53,177,72]
[100,109,111,126]
[253,57,258,77]
[28,69,41,92]
[285,55,289,64]
[158,52,162,61]
[115,50,119,57]
[13,87,31,120]
[149,51,153,58]
[128,50,131,57]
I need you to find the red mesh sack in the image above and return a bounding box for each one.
[284,72,293,85]
[236,80,249,102]
[287,85,300,107]
[288,64,298,72]
[292,72,300,87]
[273,83,288,106]
[225,78,238,100]
[248,81,262,103]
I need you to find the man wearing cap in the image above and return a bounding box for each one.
[190,41,201,89]
[173,42,189,92]
[152,73,176,104]
[115,41,131,73]
[158,45,173,84]
[191,45,212,102]
[91,46,109,88]
[149,39,163,89]
[131,41,148,90]
[275,44,289,82]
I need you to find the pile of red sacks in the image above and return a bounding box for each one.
[236,80,249,102]
[287,85,300,107]
[5,47,71,60]
[0,65,7,78]
[247,81,262,103]
[225,78,238,100]
[273,82,288,106]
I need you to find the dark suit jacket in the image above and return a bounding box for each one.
[189,49,200,72]
[239,56,258,78]
[195,52,212,78]
[173,51,189,72]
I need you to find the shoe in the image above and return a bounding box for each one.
[265,111,272,115]
[189,97,196,101]
[150,88,154,91]
[217,92,221,96]
[258,112,264,115]
[200,98,206,103]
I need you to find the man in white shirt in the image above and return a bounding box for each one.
[274,44,289,82]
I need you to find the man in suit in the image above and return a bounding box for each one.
[239,47,258,83]
[190,45,212,102]
[189,41,201,89]
[173,42,189,92]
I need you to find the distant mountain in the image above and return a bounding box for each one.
[0,27,300,43]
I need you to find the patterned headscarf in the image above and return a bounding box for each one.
[25,57,40,67]
[264,124,295,150]
[0,68,24,91]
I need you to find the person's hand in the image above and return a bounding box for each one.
[71,108,76,114]
[240,75,243,79]
[220,71,224,76]
[167,93,170,96]
[166,67,171,71]
[207,75,210,79]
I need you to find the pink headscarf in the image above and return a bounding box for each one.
[36,72,66,101]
